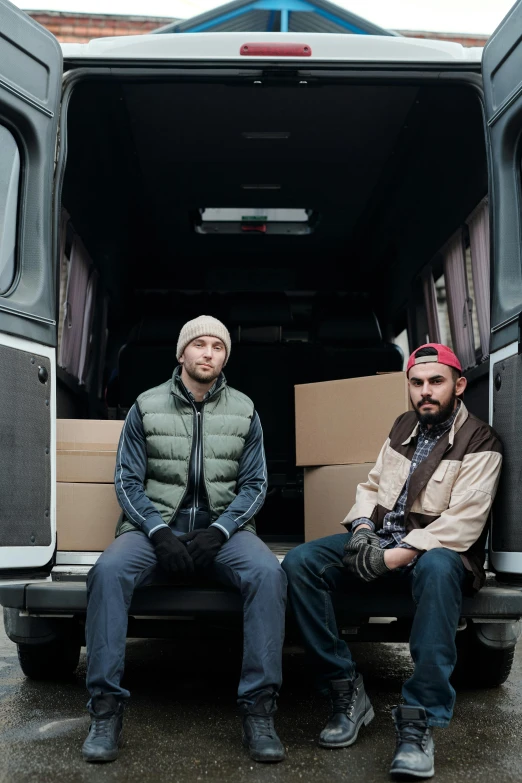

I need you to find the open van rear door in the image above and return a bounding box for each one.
[483,1,522,577]
[0,1,62,578]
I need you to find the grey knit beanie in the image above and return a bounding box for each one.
[176,315,231,365]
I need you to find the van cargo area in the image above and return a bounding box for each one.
[4,62,522,688]
[56,73,489,539]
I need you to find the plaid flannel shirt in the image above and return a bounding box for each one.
[353,402,461,551]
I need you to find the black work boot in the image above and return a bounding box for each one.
[319,674,374,748]
[390,705,434,780]
[241,693,285,763]
[82,694,124,763]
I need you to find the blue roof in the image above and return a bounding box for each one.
[156,0,396,35]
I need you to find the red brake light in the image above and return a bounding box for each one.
[240,43,312,57]
[241,224,267,233]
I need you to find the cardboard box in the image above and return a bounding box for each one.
[295,373,409,466]
[304,463,373,541]
[57,482,120,551]
[57,419,124,483]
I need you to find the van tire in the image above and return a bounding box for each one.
[452,624,515,688]
[17,639,81,680]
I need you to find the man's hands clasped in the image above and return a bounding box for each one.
[179,527,226,568]
[152,525,227,575]
[342,526,390,583]
[151,527,194,575]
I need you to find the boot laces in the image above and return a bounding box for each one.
[332,685,358,718]
[91,714,115,740]
[248,714,276,739]
[395,719,429,750]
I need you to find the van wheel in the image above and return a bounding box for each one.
[452,623,516,688]
[17,638,81,680]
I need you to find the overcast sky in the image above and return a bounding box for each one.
[17,0,516,33]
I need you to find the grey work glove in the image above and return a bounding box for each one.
[342,527,390,582]
[151,527,194,575]
[349,526,380,548]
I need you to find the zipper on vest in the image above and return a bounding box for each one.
[190,409,202,532]
[199,405,213,518]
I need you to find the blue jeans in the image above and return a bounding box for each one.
[282,533,468,728]
[86,530,287,707]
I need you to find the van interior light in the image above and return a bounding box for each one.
[201,208,308,223]
[195,207,316,236]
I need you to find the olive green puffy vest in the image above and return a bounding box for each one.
[116,372,255,536]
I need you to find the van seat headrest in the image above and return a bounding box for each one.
[240,326,282,343]
[226,293,293,327]
[126,317,184,345]
[317,312,382,344]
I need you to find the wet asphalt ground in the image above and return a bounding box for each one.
[1,615,522,783]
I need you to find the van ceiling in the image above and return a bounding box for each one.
[62,76,486,317]
[121,82,417,243]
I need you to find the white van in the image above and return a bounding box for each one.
[1,0,522,687]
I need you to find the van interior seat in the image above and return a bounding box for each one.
[222,293,297,481]
[117,320,182,411]
[315,309,404,380]
[116,293,212,410]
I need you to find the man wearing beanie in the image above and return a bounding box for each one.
[83,315,287,764]
[283,344,503,780]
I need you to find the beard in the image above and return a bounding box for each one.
[183,359,221,385]
[416,391,457,427]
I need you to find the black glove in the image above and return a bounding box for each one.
[342,527,390,582]
[151,527,194,575]
[178,526,227,568]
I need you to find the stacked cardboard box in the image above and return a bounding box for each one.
[295,374,410,541]
[56,420,123,551]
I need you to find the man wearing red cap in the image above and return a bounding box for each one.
[283,344,503,780]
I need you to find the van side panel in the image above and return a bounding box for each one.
[0,332,56,569]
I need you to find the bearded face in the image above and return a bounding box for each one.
[179,336,226,386]
[408,362,465,427]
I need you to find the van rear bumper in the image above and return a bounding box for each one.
[2,579,522,620]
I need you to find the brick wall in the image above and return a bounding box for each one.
[27,11,175,43]
[26,10,489,47]
[399,30,488,48]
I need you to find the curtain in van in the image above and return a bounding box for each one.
[58,235,92,380]
[467,198,490,359]
[443,230,476,370]
[78,266,98,386]
[421,267,441,344]
[57,209,70,356]
[83,291,109,397]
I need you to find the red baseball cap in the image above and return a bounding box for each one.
[407,343,462,374]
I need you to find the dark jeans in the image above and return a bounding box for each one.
[86,530,287,708]
[282,533,468,727]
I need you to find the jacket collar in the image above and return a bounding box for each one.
[401,400,468,448]
[170,365,227,403]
